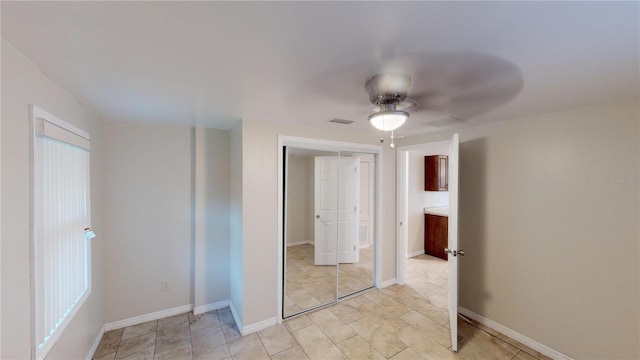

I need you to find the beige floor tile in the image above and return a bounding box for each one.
[400,310,451,348]
[191,326,227,352]
[399,296,449,326]
[217,308,235,325]
[116,346,155,360]
[349,316,407,358]
[368,326,408,358]
[122,321,158,340]
[270,345,310,360]
[308,309,357,343]
[95,328,125,358]
[343,294,372,309]
[284,315,314,333]
[336,335,385,360]
[459,316,499,336]
[396,326,461,360]
[348,316,380,341]
[154,343,192,360]
[495,333,551,360]
[116,333,156,359]
[358,302,410,334]
[425,292,449,309]
[193,344,230,360]
[380,285,422,300]
[513,351,539,360]
[327,302,364,324]
[157,313,189,332]
[389,347,425,359]
[221,323,242,343]
[189,311,221,331]
[287,288,323,309]
[292,325,346,360]
[93,353,116,360]
[285,304,302,315]
[155,325,190,354]
[456,322,519,360]
[228,333,270,360]
[258,324,298,355]
[364,292,411,317]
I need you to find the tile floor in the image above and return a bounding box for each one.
[94,254,551,360]
[285,244,374,316]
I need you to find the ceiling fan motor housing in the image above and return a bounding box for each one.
[365,72,411,105]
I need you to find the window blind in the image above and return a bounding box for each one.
[32,107,92,359]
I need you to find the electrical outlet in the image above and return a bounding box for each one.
[161,281,169,292]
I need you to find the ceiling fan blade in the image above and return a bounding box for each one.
[287,50,523,126]
[409,52,524,120]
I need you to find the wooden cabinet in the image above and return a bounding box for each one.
[424,214,448,260]
[424,155,448,191]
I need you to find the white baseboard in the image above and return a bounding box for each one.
[229,300,244,335]
[194,300,230,315]
[458,307,573,360]
[85,326,104,360]
[406,250,424,258]
[243,316,278,335]
[378,278,397,289]
[287,240,313,247]
[103,304,193,331]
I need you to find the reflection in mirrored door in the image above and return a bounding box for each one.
[284,148,338,317]
[338,153,375,297]
[283,147,376,318]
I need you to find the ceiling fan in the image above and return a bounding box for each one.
[290,51,524,142]
[363,52,524,146]
[365,72,413,148]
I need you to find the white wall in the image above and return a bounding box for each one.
[194,128,231,311]
[406,148,449,256]
[103,122,231,323]
[237,120,396,327]
[1,39,104,359]
[400,100,640,359]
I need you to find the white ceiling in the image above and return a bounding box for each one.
[2,1,638,136]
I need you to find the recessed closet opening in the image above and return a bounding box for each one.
[277,136,382,320]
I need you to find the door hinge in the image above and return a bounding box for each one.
[354,206,357,212]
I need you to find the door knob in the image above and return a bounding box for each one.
[316,215,320,219]
[444,248,465,256]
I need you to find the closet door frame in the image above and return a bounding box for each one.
[277,136,383,322]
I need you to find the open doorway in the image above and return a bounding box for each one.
[396,134,461,350]
[397,140,450,292]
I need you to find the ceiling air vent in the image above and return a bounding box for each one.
[329,118,354,125]
[423,117,467,128]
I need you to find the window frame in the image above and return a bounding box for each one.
[30,105,92,359]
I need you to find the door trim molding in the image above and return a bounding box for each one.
[277,136,383,323]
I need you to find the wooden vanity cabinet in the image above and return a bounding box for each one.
[424,214,448,260]
[424,155,448,191]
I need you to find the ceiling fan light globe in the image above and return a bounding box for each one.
[368,111,409,131]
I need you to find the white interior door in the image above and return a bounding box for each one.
[337,157,359,264]
[447,133,460,351]
[315,156,359,265]
[314,157,338,265]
